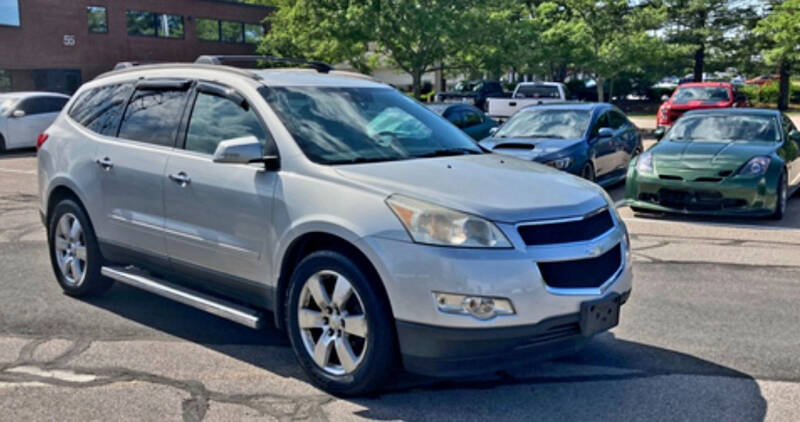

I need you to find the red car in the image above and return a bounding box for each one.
[657,82,749,128]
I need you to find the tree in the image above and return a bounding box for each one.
[259,0,478,98]
[755,0,800,110]
[565,0,665,101]
[663,0,757,82]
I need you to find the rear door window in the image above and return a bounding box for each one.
[118,88,189,146]
[184,91,268,155]
[69,83,134,136]
[17,97,49,115]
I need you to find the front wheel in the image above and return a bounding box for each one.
[770,171,788,220]
[285,250,397,396]
[581,162,596,182]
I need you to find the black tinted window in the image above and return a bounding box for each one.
[609,111,628,129]
[118,89,188,146]
[592,112,610,137]
[69,83,133,136]
[185,92,267,155]
[463,109,483,127]
[18,98,48,115]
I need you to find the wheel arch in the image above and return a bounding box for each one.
[46,184,94,231]
[273,231,393,331]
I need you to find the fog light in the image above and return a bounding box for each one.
[434,292,515,320]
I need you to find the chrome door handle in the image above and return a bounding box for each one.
[95,157,113,170]
[168,172,191,187]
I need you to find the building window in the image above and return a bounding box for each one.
[126,10,184,39]
[244,23,265,44]
[196,18,220,41]
[0,0,21,27]
[197,19,265,44]
[220,20,243,43]
[0,69,11,91]
[87,6,108,33]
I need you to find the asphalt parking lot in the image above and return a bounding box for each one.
[1,150,799,421]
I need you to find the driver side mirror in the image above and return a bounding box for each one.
[11,109,25,118]
[597,127,614,138]
[213,136,279,170]
[660,94,670,103]
[654,126,667,141]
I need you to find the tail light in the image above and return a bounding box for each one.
[36,133,49,150]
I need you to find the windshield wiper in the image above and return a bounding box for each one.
[413,148,482,158]
[328,156,402,165]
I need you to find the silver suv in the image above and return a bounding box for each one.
[38,57,632,396]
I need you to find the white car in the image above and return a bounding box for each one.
[0,92,70,153]
[486,82,567,120]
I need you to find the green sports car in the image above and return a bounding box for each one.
[625,109,800,219]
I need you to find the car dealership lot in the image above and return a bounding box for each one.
[1,152,799,421]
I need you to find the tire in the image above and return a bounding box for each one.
[285,250,397,396]
[48,199,112,297]
[770,171,788,220]
[581,162,596,182]
[0,134,6,154]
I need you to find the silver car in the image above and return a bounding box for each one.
[38,58,632,396]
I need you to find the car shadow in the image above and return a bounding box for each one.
[0,148,36,160]
[84,283,767,421]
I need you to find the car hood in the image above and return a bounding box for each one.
[334,154,607,223]
[653,140,777,169]
[478,137,584,161]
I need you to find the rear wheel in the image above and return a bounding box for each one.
[286,250,397,396]
[0,135,6,154]
[770,171,788,220]
[48,199,112,297]
[581,162,596,182]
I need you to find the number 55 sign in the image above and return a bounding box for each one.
[63,35,76,47]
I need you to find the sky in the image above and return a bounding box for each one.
[0,0,20,27]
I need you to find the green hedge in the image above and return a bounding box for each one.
[740,82,800,106]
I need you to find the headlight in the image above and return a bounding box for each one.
[636,151,654,173]
[386,195,512,248]
[738,156,771,176]
[545,157,573,169]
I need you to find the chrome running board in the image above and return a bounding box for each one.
[101,266,263,329]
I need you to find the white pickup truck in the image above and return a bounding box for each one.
[486,82,567,120]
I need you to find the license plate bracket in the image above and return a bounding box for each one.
[580,294,621,336]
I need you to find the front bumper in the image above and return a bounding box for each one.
[396,291,629,376]
[357,218,633,376]
[625,167,779,216]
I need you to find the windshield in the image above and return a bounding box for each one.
[0,98,18,116]
[665,114,780,144]
[262,87,482,164]
[495,109,591,139]
[515,85,559,99]
[454,81,477,92]
[672,87,731,104]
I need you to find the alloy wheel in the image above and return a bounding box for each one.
[54,213,87,287]
[297,270,369,376]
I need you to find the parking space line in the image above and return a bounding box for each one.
[622,215,800,233]
[0,168,36,175]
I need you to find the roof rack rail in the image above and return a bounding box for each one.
[195,55,334,74]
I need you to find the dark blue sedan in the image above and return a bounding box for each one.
[479,103,642,186]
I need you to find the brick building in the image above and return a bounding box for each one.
[0,0,271,94]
